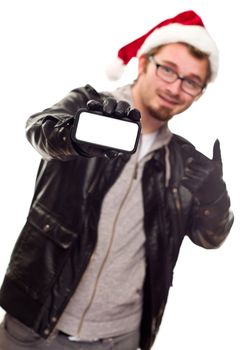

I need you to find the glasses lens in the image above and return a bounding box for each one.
[157,66,177,83]
[181,79,202,96]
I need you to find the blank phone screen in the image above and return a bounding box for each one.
[74,112,140,152]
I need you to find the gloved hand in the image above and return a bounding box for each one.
[74,97,141,159]
[181,140,226,204]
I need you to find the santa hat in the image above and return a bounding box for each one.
[106,10,219,82]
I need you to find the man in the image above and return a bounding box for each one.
[0,10,233,350]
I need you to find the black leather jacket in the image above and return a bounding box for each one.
[0,85,233,350]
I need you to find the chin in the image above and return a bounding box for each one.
[157,106,174,121]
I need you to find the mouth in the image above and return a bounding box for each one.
[157,92,180,107]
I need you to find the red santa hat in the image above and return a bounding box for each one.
[106,10,219,82]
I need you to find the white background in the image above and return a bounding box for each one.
[0,1,242,349]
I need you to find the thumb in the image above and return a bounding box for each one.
[212,139,222,163]
[105,150,119,159]
[213,139,223,177]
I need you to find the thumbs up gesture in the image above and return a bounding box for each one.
[181,139,226,204]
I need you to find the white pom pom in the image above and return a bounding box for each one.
[105,57,125,80]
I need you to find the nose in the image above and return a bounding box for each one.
[166,78,182,95]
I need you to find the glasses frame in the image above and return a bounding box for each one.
[148,56,206,97]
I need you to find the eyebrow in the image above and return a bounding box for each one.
[160,59,204,84]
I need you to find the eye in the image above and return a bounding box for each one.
[161,65,174,74]
[183,78,199,89]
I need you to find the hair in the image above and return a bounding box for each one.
[143,42,212,84]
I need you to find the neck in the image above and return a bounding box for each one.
[141,114,166,134]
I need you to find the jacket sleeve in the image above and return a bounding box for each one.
[25,85,103,161]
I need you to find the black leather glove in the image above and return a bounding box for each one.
[74,97,141,159]
[181,140,226,204]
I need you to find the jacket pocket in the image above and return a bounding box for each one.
[6,201,77,301]
[3,314,45,347]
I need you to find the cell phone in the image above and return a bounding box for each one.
[71,109,141,154]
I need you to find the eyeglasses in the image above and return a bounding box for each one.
[149,56,206,97]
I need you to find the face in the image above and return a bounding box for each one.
[133,43,209,124]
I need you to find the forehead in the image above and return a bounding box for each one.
[155,43,209,78]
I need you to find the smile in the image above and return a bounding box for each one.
[158,93,180,107]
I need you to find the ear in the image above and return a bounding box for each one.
[194,87,206,101]
[138,55,148,75]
